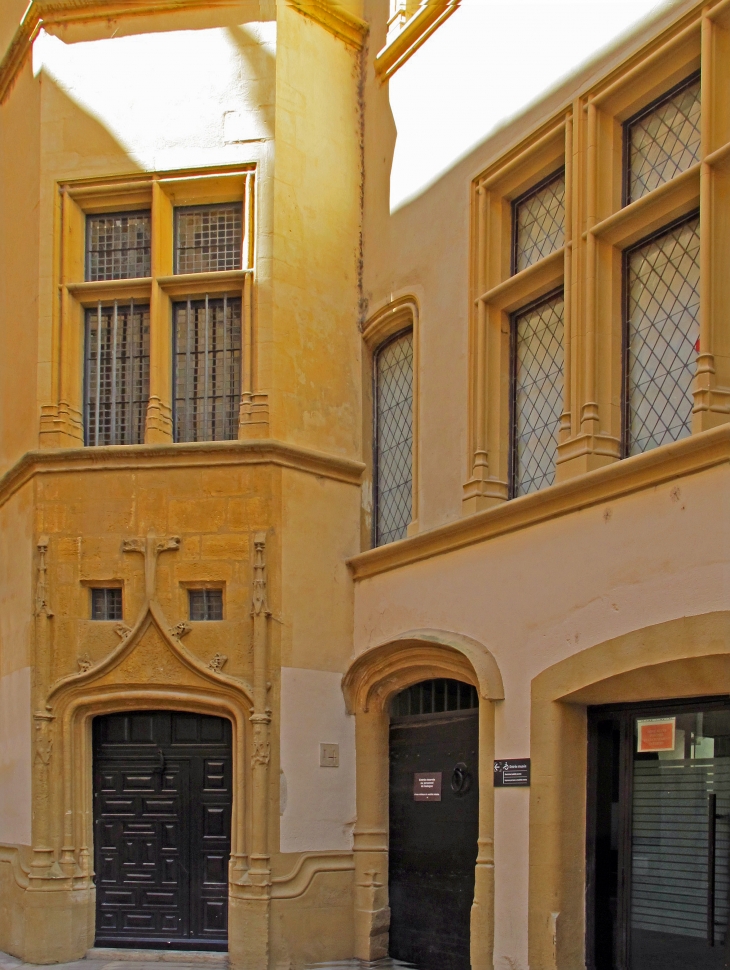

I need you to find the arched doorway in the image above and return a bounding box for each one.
[388,679,480,970]
[93,710,233,950]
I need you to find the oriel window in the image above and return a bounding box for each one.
[512,169,566,274]
[624,215,700,457]
[511,290,564,496]
[374,330,414,547]
[625,72,701,204]
[85,302,150,446]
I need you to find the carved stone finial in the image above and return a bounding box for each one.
[207,652,228,672]
[77,654,93,673]
[122,531,181,600]
[252,531,270,617]
[35,535,54,618]
[170,621,192,641]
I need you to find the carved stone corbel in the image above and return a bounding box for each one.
[208,652,228,672]
[170,621,192,641]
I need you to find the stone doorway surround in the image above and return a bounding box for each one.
[341,630,505,970]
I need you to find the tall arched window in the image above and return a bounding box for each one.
[374,329,414,546]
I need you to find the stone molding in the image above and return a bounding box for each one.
[287,0,368,49]
[0,438,365,509]
[374,1,460,80]
[270,850,354,899]
[349,423,730,580]
[0,845,31,890]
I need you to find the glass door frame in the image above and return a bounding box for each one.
[586,694,730,970]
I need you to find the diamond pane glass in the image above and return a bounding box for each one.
[626,216,700,457]
[175,204,243,274]
[375,331,413,546]
[86,211,151,281]
[85,302,150,446]
[174,296,242,442]
[628,76,701,203]
[513,292,564,496]
[514,171,566,274]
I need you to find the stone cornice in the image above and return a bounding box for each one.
[374,0,460,81]
[287,0,367,49]
[0,438,365,507]
[348,424,730,580]
[0,0,367,104]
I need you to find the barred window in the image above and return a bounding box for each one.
[189,589,223,621]
[625,215,700,457]
[511,291,564,496]
[174,296,242,442]
[513,170,566,274]
[91,588,123,621]
[626,73,701,204]
[175,204,243,274]
[391,679,479,717]
[85,302,150,446]
[86,211,151,281]
[375,330,413,547]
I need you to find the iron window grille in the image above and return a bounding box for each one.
[374,329,414,547]
[91,588,123,621]
[85,301,150,446]
[624,213,700,457]
[174,203,243,274]
[174,296,242,443]
[625,72,701,205]
[512,169,566,275]
[510,289,565,497]
[188,589,224,621]
[391,679,479,717]
[86,211,151,281]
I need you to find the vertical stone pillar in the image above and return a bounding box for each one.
[353,709,390,961]
[470,698,496,970]
[230,532,271,970]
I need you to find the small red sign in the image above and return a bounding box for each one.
[414,772,442,801]
[637,717,676,753]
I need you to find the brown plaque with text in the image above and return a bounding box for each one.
[413,772,442,801]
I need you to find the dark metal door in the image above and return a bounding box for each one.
[389,707,479,970]
[93,711,232,950]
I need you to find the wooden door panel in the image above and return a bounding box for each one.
[93,711,231,949]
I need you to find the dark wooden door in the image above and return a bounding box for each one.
[389,707,479,970]
[93,711,232,950]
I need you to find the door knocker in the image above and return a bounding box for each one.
[451,762,472,795]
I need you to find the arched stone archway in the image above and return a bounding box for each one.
[342,630,504,970]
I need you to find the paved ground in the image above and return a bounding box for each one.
[0,951,226,970]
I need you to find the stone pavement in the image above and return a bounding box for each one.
[0,953,412,970]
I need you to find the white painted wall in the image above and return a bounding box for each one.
[279,667,356,853]
[33,23,275,172]
[0,667,32,846]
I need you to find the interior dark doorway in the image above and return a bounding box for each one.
[388,678,479,970]
[93,710,232,951]
[587,696,730,970]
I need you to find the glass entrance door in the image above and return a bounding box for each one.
[588,699,730,970]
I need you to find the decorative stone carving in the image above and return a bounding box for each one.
[170,621,192,641]
[35,535,53,618]
[208,652,228,672]
[122,532,181,600]
[114,623,132,641]
[34,717,53,767]
[252,532,271,617]
[252,738,271,767]
[77,655,93,673]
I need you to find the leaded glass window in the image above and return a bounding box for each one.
[175,204,243,274]
[189,589,223,621]
[513,170,566,274]
[174,296,242,442]
[511,291,564,496]
[375,330,413,546]
[86,211,151,281]
[625,215,700,457]
[91,588,123,621]
[626,73,701,204]
[85,301,150,446]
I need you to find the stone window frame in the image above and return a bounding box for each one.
[362,297,420,547]
[465,6,730,515]
[44,166,256,449]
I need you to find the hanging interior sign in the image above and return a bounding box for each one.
[636,716,676,752]
[414,772,442,801]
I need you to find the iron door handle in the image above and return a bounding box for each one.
[451,762,471,795]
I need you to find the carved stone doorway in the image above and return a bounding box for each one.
[93,710,232,951]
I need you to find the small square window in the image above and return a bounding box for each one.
[174,204,243,274]
[189,589,224,621]
[86,211,151,281]
[91,588,123,621]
